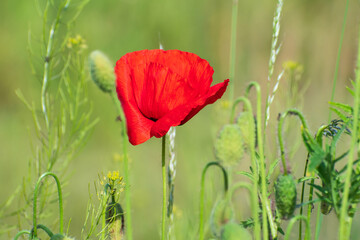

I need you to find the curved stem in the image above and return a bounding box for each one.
[199,162,228,240]
[161,136,167,240]
[245,82,276,239]
[231,97,260,240]
[33,172,63,237]
[30,224,54,239]
[111,91,133,240]
[278,109,313,176]
[13,230,30,240]
[284,215,311,240]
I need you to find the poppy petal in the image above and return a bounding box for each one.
[150,79,229,138]
[115,56,155,145]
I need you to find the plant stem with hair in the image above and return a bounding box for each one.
[162,136,167,240]
[199,162,228,240]
[111,92,133,240]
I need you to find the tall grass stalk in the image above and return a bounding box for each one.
[328,0,350,122]
[338,25,360,240]
[167,127,177,240]
[264,0,284,128]
[228,0,239,101]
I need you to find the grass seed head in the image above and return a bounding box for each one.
[275,174,297,219]
[214,124,244,166]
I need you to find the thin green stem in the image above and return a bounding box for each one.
[32,172,63,237]
[245,82,276,239]
[339,24,360,240]
[30,224,54,239]
[299,125,327,240]
[278,109,312,176]
[111,92,132,240]
[199,162,228,240]
[315,206,323,240]
[13,230,30,240]
[161,136,167,240]
[41,0,70,128]
[328,0,350,122]
[284,215,311,240]
[231,97,260,240]
[228,0,239,102]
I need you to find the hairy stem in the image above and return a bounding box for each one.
[231,97,260,240]
[111,92,133,240]
[32,172,63,237]
[162,136,167,240]
[199,162,228,240]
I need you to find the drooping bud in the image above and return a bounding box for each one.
[220,222,252,240]
[214,124,244,166]
[274,174,297,219]
[106,202,124,224]
[50,234,75,240]
[210,199,234,236]
[89,50,115,93]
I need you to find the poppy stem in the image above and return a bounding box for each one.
[161,136,167,240]
[111,91,133,240]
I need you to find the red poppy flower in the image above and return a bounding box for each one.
[115,49,229,145]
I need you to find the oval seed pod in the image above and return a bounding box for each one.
[275,174,297,219]
[220,222,252,240]
[214,124,244,166]
[89,50,115,93]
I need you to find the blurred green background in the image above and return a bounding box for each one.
[1,0,360,239]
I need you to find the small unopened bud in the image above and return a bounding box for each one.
[220,222,252,240]
[89,50,115,93]
[214,124,244,166]
[275,174,297,219]
[50,234,75,240]
[210,199,234,236]
[106,202,124,224]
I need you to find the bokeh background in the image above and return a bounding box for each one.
[1,0,360,239]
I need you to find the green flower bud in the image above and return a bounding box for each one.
[210,199,234,236]
[275,174,297,219]
[50,234,75,240]
[106,202,124,224]
[220,222,252,240]
[50,234,65,240]
[89,50,115,93]
[214,124,244,166]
